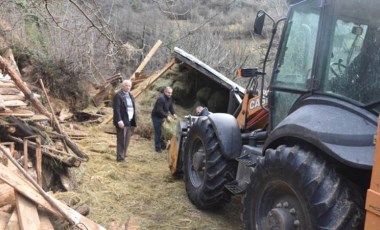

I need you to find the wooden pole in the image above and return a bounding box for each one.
[23,139,28,170]
[39,79,69,153]
[131,59,175,98]
[23,135,42,186]
[36,136,42,187]
[130,40,162,80]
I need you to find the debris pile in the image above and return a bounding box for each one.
[0,49,104,228]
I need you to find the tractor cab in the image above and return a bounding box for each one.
[264,0,380,128]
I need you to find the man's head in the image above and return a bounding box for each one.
[121,79,132,92]
[164,86,173,98]
[195,106,204,115]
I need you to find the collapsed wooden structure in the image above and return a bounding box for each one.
[0,49,103,228]
[0,145,104,229]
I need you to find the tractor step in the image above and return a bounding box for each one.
[236,154,259,167]
[225,181,246,194]
[236,145,263,166]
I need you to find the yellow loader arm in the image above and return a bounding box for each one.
[365,116,380,229]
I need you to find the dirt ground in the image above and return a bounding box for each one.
[55,121,244,230]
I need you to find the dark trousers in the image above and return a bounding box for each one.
[152,116,163,151]
[116,126,134,161]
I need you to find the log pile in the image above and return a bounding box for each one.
[0,49,89,191]
[0,145,104,229]
[0,48,102,228]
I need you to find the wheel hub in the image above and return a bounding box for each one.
[192,150,205,172]
[265,202,299,230]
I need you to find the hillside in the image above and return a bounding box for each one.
[0,1,290,229]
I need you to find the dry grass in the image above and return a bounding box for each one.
[0,83,243,229]
[55,124,243,230]
[51,76,243,229]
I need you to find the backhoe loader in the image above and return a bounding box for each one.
[170,0,380,229]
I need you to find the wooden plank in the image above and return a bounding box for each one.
[21,115,49,122]
[0,164,62,218]
[131,59,175,98]
[0,109,34,117]
[5,209,20,230]
[92,83,112,107]
[2,100,27,107]
[0,94,25,101]
[15,192,39,230]
[0,164,105,230]
[0,82,16,88]
[39,211,54,230]
[130,40,162,80]
[0,88,20,95]
[0,211,11,230]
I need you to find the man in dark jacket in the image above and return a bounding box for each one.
[113,79,137,162]
[151,86,177,153]
[195,106,210,116]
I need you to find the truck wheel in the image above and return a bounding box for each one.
[184,116,236,209]
[243,145,364,230]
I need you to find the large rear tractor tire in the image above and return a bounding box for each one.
[184,116,236,209]
[243,145,364,230]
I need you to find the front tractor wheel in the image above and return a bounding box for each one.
[184,116,236,209]
[243,145,364,230]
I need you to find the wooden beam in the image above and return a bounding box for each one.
[0,88,20,95]
[0,94,25,101]
[15,192,40,230]
[0,82,16,88]
[39,79,69,153]
[2,100,27,107]
[0,211,11,230]
[8,136,82,167]
[0,109,34,117]
[92,83,112,107]
[131,59,175,98]
[0,164,105,230]
[130,40,162,81]
[39,211,54,230]
[5,209,20,230]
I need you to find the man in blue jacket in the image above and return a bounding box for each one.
[151,86,177,153]
[113,79,137,162]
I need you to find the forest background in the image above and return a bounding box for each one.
[0,0,288,110]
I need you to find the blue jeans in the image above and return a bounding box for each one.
[152,116,163,151]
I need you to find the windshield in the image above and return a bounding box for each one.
[321,0,380,112]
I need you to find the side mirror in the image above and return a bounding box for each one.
[237,68,261,77]
[254,11,266,35]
